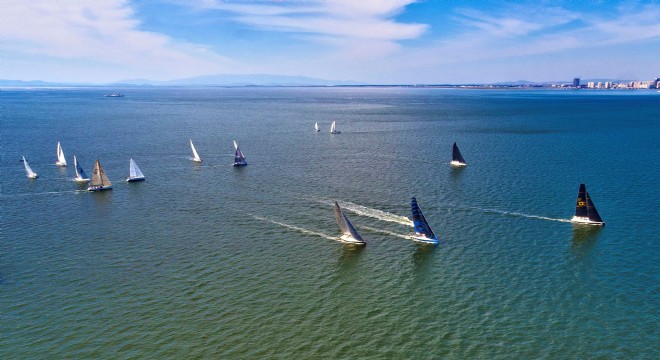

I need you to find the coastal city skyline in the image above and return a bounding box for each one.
[2,0,659,84]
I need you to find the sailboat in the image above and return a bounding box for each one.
[330,121,341,134]
[315,122,320,132]
[410,197,439,244]
[333,202,366,245]
[450,142,467,167]
[571,184,604,226]
[55,141,67,166]
[190,139,202,163]
[87,159,113,191]
[21,156,38,179]
[73,155,90,182]
[126,158,145,182]
[232,140,247,166]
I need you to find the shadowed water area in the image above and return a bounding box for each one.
[1,87,658,358]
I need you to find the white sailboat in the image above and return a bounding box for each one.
[333,201,366,245]
[330,121,341,134]
[55,141,67,166]
[87,159,112,191]
[22,155,38,179]
[315,122,320,132]
[73,155,90,182]
[126,158,145,182]
[190,139,202,163]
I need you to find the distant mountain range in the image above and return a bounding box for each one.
[0,74,366,87]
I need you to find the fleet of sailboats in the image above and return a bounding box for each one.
[190,139,202,163]
[22,156,38,179]
[232,140,247,166]
[450,142,467,167]
[330,121,340,134]
[410,197,439,244]
[87,159,113,191]
[571,184,605,226]
[333,202,366,245]
[73,155,90,182]
[55,142,67,166]
[126,158,145,182]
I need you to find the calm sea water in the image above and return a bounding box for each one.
[1,87,658,358]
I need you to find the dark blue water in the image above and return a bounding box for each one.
[1,87,658,358]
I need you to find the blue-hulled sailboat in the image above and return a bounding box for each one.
[570,184,604,226]
[232,140,247,166]
[411,197,439,244]
[334,201,366,245]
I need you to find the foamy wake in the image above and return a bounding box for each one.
[463,207,571,223]
[314,198,414,227]
[360,226,416,240]
[250,214,338,241]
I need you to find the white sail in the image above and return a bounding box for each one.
[190,139,202,162]
[73,155,90,182]
[88,159,112,191]
[56,142,67,166]
[127,158,145,181]
[330,121,340,134]
[22,156,38,179]
[315,122,320,132]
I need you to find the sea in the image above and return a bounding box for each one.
[1,87,658,359]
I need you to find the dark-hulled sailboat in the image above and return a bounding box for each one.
[570,184,604,226]
[411,197,439,244]
[334,201,366,245]
[450,142,466,167]
[232,140,247,167]
[87,159,113,191]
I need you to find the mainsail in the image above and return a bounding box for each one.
[411,197,438,242]
[90,160,112,188]
[74,155,89,181]
[128,158,145,180]
[452,142,466,165]
[190,139,202,162]
[573,184,604,224]
[56,142,67,166]
[233,140,247,166]
[334,201,365,244]
[330,121,340,134]
[315,122,320,132]
[22,155,38,178]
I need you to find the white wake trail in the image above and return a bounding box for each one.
[250,214,339,241]
[314,199,414,227]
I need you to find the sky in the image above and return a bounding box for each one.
[2,0,659,84]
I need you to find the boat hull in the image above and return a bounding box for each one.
[87,185,113,192]
[339,234,366,246]
[570,216,605,226]
[126,177,145,182]
[27,174,38,179]
[55,161,67,167]
[191,158,202,163]
[233,162,247,167]
[74,177,90,183]
[330,131,341,134]
[450,160,466,167]
[411,234,439,245]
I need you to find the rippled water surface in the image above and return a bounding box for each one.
[1,87,658,358]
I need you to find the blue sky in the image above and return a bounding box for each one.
[2,0,659,84]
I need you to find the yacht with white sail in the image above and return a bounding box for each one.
[22,156,38,179]
[190,139,202,163]
[126,158,145,182]
[55,142,67,166]
[73,155,90,182]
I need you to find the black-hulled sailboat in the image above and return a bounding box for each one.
[87,159,112,191]
[570,184,604,226]
[334,202,366,245]
[411,197,439,244]
[450,142,466,167]
[232,140,247,167]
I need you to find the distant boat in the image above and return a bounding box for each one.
[315,122,320,132]
[87,159,112,191]
[105,92,124,97]
[55,141,67,166]
[73,155,90,183]
[410,197,439,244]
[232,140,247,166]
[21,155,38,179]
[570,184,604,226]
[333,201,366,245]
[190,139,202,163]
[126,158,145,182]
[450,142,467,167]
[330,121,341,134]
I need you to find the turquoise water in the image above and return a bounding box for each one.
[1,87,658,358]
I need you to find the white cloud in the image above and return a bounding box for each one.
[0,0,233,82]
